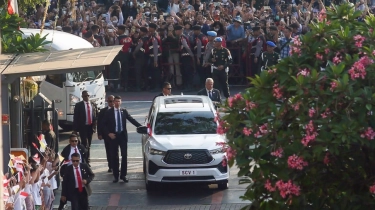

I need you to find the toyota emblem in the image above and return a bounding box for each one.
[184,153,192,159]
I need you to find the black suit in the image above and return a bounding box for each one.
[60,144,88,177]
[197,88,222,103]
[102,107,142,179]
[73,100,97,162]
[97,107,112,169]
[61,163,94,210]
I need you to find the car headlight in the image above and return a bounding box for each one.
[70,94,80,105]
[209,147,226,155]
[149,147,166,156]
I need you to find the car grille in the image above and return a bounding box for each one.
[163,150,213,164]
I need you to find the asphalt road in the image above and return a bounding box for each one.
[53,87,251,209]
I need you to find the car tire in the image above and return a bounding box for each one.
[146,180,158,191]
[217,182,228,190]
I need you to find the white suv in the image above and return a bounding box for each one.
[137,95,229,191]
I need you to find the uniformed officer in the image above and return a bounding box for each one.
[191,25,209,85]
[250,26,266,76]
[202,31,217,81]
[208,37,232,98]
[115,25,132,91]
[133,27,149,91]
[261,41,280,71]
[174,25,195,91]
[147,23,162,91]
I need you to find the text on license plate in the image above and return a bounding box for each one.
[179,170,197,176]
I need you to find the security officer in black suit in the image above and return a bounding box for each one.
[61,153,95,210]
[153,82,173,101]
[72,90,97,164]
[208,37,232,99]
[102,96,142,183]
[197,78,222,105]
[97,95,115,173]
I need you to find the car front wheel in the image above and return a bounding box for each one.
[217,182,228,190]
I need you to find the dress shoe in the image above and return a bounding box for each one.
[120,176,129,183]
[108,168,112,173]
[113,179,119,183]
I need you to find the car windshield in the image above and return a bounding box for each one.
[154,111,217,135]
[66,70,101,82]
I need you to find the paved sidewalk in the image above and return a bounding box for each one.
[56,203,249,210]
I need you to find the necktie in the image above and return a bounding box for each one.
[209,91,212,99]
[75,167,83,192]
[86,102,92,125]
[117,109,122,132]
[74,147,78,153]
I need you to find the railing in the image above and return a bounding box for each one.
[104,42,252,90]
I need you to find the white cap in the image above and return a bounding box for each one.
[107,29,113,32]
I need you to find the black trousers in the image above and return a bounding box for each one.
[70,188,89,210]
[109,132,126,179]
[180,56,194,88]
[79,125,93,162]
[104,136,112,169]
[251,55,261,76]
[212,69,230,98]
[148,57,161,89]
[196,57,206,85]
[134,55,145,90]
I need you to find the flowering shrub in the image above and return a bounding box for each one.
[219,4,375,209]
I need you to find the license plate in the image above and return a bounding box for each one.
[179,170,197,176]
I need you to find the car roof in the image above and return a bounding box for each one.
[155,95,215,112]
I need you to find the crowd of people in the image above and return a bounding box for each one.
[18,0,374,93]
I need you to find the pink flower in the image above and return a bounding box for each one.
[271,147,284,158]
[353,35,366,48]
[273,83,283,99]
[275,180,301,198]
[309,108,316,118]
[317,9,327,22]
[216,142,226,147]
[330,81,338,92]
[293,36,302,46]
[268,68,277,74]
[321,108,331,119]
[227,94,244,108]
[372,50,375,56]
[243,127,253,136]
[370,183,375,194]
[332,55,342,64]
[265,179,276,192]
[221,156,227,167]
[326,21,331,25]
[324,48,330,54]
[254,123,268,138]
[348,56,373,80]
[217,120,229,135]
[291,102,302,111]
[315,53,323,60]
[245,100,257,111]
[297,68,310,77]
[360,127,375,140]
[226,146,236,161]
[370,28,374,34]
[301,120,318,146]
[323,152,330,165]
[287,155,308,170]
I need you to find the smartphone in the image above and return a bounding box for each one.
[264,6,271,10]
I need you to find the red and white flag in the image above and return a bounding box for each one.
[7,0,18,15]
[3,175,9,188]
[19,191,29,199]
[33,153,40,164]
[15,163,24,172]
[62,160,70,166]
[3,191,9,202]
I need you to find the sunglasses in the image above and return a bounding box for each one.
[165,88,172,90]
[83,95,90,97]
[72,160,80,162]
[70,140,78,142]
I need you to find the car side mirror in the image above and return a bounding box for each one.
[137,126,148,134]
